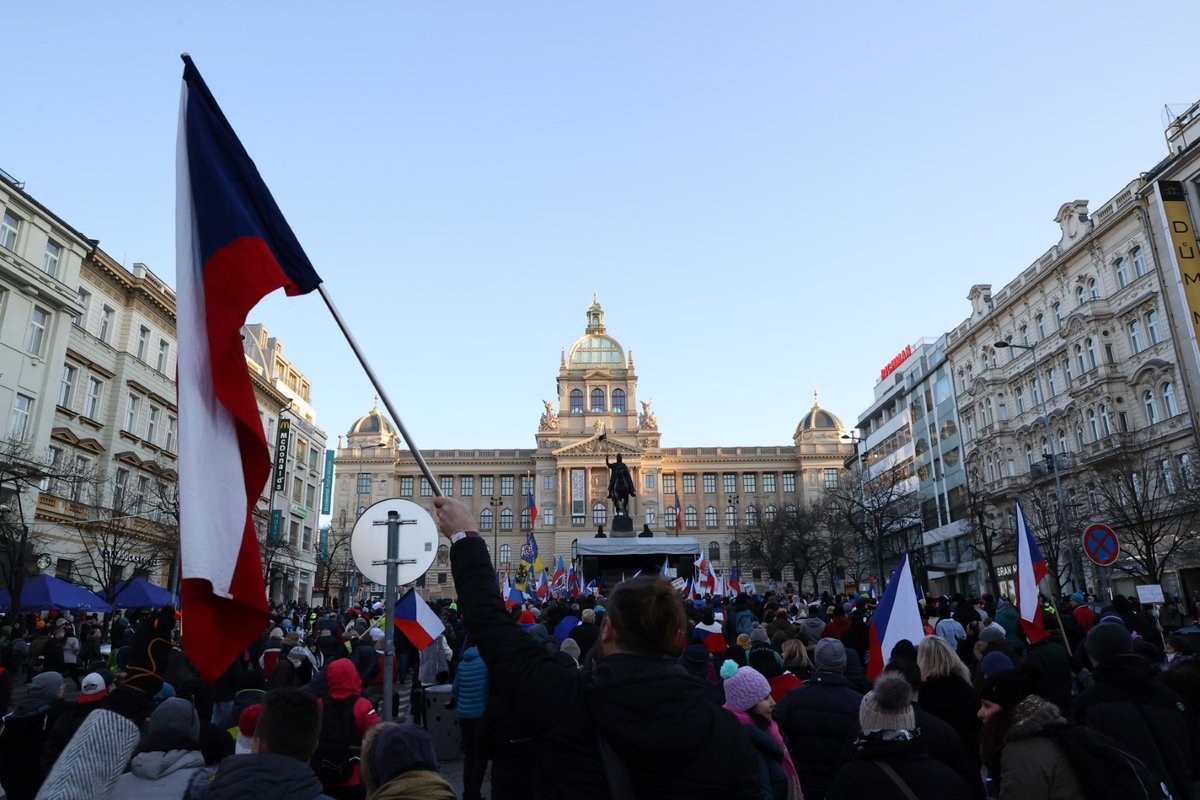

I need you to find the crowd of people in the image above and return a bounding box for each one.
[0,494,1195,799]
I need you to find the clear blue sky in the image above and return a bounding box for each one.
[6,4,1200,449]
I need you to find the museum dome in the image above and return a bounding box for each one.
[568,296,626,368]
[348,399,396,438]
[794,391,845,436]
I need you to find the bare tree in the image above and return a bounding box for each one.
[1020,490,1071,594]
[961,474,1008,599]
[824,461,922,590]
[739,511,797,584]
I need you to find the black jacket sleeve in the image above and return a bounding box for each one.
[450,535,583,732]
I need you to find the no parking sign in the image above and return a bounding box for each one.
[1082,523,1119,566]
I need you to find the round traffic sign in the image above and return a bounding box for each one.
[350,499,438,586]
[1082,523,1119,566]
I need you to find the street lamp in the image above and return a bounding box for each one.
[841,432,870,589]
[729,494,740,581]
[489,496,503,576]
[994,339,1085,592]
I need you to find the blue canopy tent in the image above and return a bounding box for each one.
[0,574,113,613]
[103,577,175,609]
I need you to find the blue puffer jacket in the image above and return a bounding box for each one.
[452,647,489,719]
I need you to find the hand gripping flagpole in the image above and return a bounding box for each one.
[317,286,442,497]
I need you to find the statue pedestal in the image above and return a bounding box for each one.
[611,513,634,537]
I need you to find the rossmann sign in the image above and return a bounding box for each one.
[880,344,913,380]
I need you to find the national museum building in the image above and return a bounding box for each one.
[330,299,852,600]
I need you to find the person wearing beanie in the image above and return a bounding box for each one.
[558,637,582,666]
[359,722,455,799]
[1067,591,1097,635]
[979,651,1015,677]
[235,703,264,754]
[774,637,863,800]
[0,670,65,799]
[218,669,266,735]
[976,669,1084,799]
[798,616,826,646]
[721,667,801,800]
[828,673,970,800]
[1072,619,1197,800]
[110,697,207,798]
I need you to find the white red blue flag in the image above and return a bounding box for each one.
[867,552,926,679]
[552,555,566,588]
[729,567,741,595]
[675,491,682,531]
[394,588,446,651]
[536,569,550,600]
[527,486,538,529]
[1015,498,1049,644]
[176,57,322,681]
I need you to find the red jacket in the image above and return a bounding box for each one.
[320,659,380,786]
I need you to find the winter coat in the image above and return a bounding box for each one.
[772,672,862,800]
[218,688,265,735]
[568,621,600,659]
[997,695,1085,800]
[826,732,970,800]
[36,708,142,800]
[934,618,966,646]
[369,769,456,800]
[822,615,850,641]
[913,706,985,800]
[451,534,762,799]
[729,713,793,800]
[917,674,981,759]
[1023,637,1073,715]
[1,698,66,800]
[1072,654,1197,799]
[417,635,452,686]
[109,748,206,800]
[321,659,381,788]
[200,753,333,800]
[350,639,380,686]
[41,699,106,778]
[994,606,1026,654]
[452,646,489,719]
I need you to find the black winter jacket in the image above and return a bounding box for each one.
[772,671,862,800]
[827,733,971,800]
[1072,654,1198,800]
[917,674,981,759]
[451,535,761,799]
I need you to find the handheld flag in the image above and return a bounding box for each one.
[527,486,538,530]
[176,56,322,681]
[567,564,579,597]
[675,491,683,531]
[515,531,545,594]
[585,579,598,597]
[729,567,741,595]
[660,556,671,577]
[536,569,550,600]
[867,552,926,679]
[1015,498,1049,644]
[394,588,446,651]
[506,579,525,609]
[552,555,566,587]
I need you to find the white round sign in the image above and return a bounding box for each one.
[350,498,439,586]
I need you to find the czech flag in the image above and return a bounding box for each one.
[566,564,579,597]
[394,588,446,652]
[505,579,525,609]
[176,57,322,681]
[1015,499,1049,644]
[536,569,550,600]
[729,567,741,595]
[527,487,538,530]
[867,552,926,679]
[552,555,566,588]
[675,491,683,531]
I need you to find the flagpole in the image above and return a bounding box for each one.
[317,286,441,495]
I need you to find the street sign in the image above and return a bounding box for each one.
[1082,523,1119,566]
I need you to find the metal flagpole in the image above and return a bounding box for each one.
[317,285,441,497]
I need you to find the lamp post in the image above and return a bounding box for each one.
[729,494,740,582]
[489,496,503,576]
[841,432,869,590]
[994,340,1085,592]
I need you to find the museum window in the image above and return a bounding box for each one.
[823,468,839,489]
[542,474,554,491]
[663,473,676,494]
[682,473,696,494]
[705,506,718,527]
[782,472,796,493]
[612,388,626,413]
[742,473,757,493]
[440,476,454,496]
[684,506,698,529]
[644,473,655,490]
[520,475,533,495]
[745,505,758,526]
[481,475,494,495]
[521,508,531,530]
[593,503,607,526]
[501,475,514,496]
[420,477,433,496]
[644,507,654,524]
[664,506,676,529]
[709,541,721,562]
[458,475,473,496]
[480,508,493,531]
[399,476,414,496]
[544,509,555,526]
[762,472,776,492]
[725,505,737,528]
[723,473,736,494]
[569,389,583,413]
[590,388,606,412]
[702,473,716,494]
[500,509,514,530]
[1133,246,1146,277]
[765,505,777,521]
[499,543,512,565]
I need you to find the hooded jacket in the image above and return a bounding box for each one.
[996,695,1085,800]
[827,732,970,800]
[202,753,331,800]
[451,534,761,799]
[772,671,862,800]
[320,659,380,787]
[452,646,489,719]
[109,749,206,800]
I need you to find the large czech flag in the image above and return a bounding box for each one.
[1015,499,1049,644]
[867,552,925,679]
[394,589,446,652]
[176,56,322,681]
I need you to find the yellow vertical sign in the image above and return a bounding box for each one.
[1158,180,1200,338]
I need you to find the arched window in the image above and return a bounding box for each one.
[590,388,606,412]
[1085,339,1097,369]
[480,508,494,531]
[1099,404,1112,436]
[1036,314,1045,340]
[1115,257,1129,288]
[1129,320,1144,353]
[704,506,718,527]
[1075,344,1086,374]
[745,505,759,526]
[681,506,696,528]
[611,388,626,413]
[765,505,777,522]
[1132,246,1146,277]
[437,544,449,565]
[1025,443,1034,469]
[1058,428,1068,454]
[985,455,995,482]
[1075,425,1085,451]
[785,504,797,514]
[499,543,512,564]
[520,507,531,529]
[593,502,607,526]
[665,505,677,529]
[708,541,721,562]
[1146,310,1161,344]
[729,540,741,560]
[1053,302,1063,329]
[1075,285,1085,306]
[1020,325,1029,346]
[569,389,584,413]
[500,508,514,530]
[572,539,579,560]
[725,505,738,527]
[1163,382,1178,417]
[1087,409,1098,441]
[1046,367,1057,396]
[1088,278,1099,299]
[1145,390,1160,425]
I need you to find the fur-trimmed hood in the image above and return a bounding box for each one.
[1004,694,1067,742]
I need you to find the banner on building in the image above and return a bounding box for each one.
[571,468,586,517]
[321,449,335,514]
[269,509,283,546]
[1156,180,1200,361]
[271,418,292,494]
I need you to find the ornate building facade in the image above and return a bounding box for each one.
[331,299,853,601]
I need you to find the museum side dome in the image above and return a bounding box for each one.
[348,399,396,438]
[567,296,626,368]
[794,391,845,438]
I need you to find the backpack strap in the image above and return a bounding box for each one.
[597,735,635,798]
[874,761,919,800]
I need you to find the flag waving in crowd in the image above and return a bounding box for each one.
[176,56,323,681]
[1015,498,1049,644]
[867,551,925,679]
[394,588,446,651]
[515,530,545,594]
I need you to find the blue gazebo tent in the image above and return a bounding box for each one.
[0,574,113,613]
[103,576,175,609]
